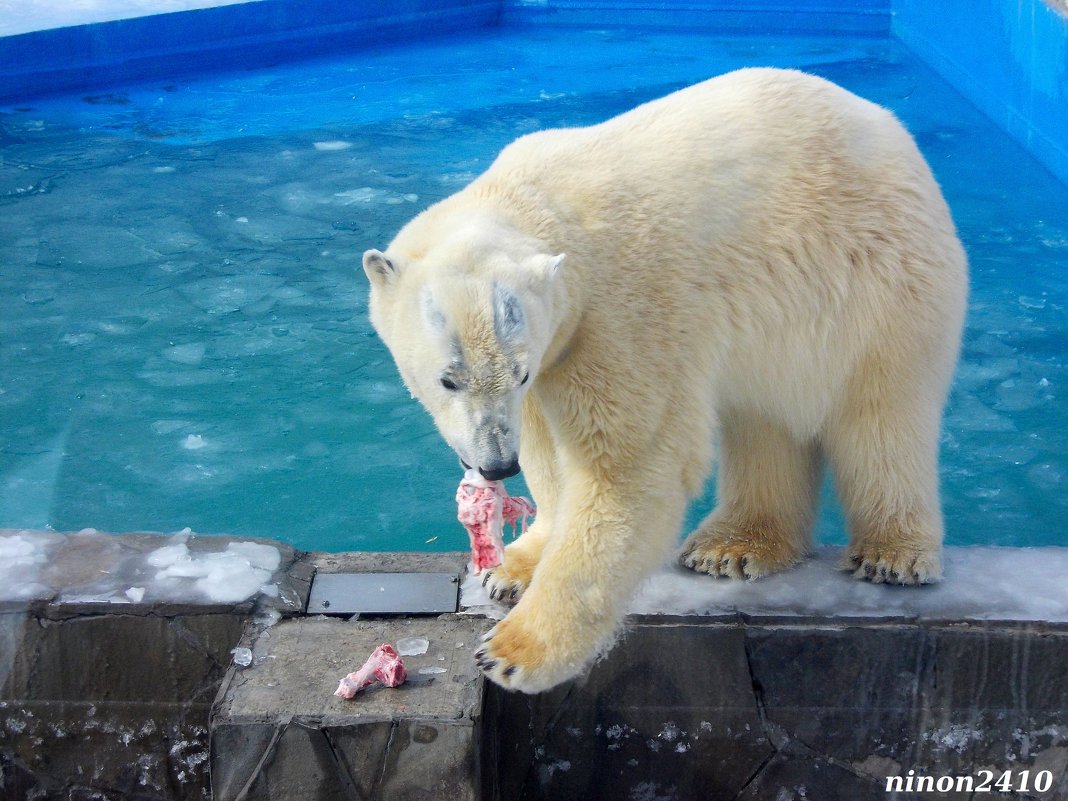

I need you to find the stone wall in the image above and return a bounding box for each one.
[3,533,1068,800]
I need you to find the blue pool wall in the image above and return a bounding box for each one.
[893,0,1068,188]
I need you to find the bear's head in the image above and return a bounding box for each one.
[362,226,564,481]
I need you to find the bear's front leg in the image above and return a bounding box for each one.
[481,395,560,605]
[475,473,685,693]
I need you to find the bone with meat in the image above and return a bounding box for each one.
[334,643,407,699]
[456,469,535,574]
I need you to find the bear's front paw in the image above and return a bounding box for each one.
[842,545,941,585]
[679,531,801,580]
[474,605,596,693]
[480,565,525,605]
[479,542,541,604]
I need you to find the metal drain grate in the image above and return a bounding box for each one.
[306,572,460,615]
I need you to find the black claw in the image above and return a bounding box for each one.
[482,573,491,587]
[474,649,485,661]
[509,586,518,601]
[739,557,748,570]
[482,660,497,672]
[504,665,517,677]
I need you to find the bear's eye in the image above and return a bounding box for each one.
[440,377,459,391]
[520,371,530,386]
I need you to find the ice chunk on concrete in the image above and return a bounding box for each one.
[146,539,281,603]
[396,637,429,656]
[0,530,55,601]
[125,587,146,603]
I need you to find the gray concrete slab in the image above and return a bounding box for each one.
[212,615,491,801]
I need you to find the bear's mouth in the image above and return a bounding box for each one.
[460,458,472,470]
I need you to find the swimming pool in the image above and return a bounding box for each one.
[1,6,1067,552]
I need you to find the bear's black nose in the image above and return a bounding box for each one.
[479,458,520,481]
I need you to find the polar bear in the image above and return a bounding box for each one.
[362,68,967,693]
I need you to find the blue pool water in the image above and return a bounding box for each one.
[1,26,1066,552]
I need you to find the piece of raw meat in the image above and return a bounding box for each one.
[456,469,536,574]
[334,643,407,699]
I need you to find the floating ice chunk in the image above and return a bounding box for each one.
[396,637,429,656]
[231,647,253,667]
[1018,295,1047,309]
[151,420,189,433]
[271,286,305,300]
[22,287,55,305]
[162,343,207,366]
[945,396,1016,432]
[334,187,385,204]
[178,275,286,315]
[1028,463,1064,491]
[314,141,352,151]
[994,378,1052,412]
[181,434,207,450]
[125,587,145,603]
[153,166,176,174]
[62,332,97,346]
[418,666,448,675]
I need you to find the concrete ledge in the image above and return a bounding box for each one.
[4,535,1068,800]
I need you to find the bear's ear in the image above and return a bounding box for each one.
[362,249,399,287]
[527,252,566,283]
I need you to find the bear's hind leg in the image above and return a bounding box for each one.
[680,409,822,580]
[825,353,946,585]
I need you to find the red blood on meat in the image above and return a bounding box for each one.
[456,471,535,574]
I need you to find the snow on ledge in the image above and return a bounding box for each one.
[462,546,1068,623]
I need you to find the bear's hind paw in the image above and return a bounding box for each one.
[679,535,801,581]
[842,546,941,585]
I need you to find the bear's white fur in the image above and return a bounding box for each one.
[363,68,967,693]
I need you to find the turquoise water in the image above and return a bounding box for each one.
[1,27,1066,551]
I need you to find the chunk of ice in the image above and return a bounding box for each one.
[396,636,429,656]
[146,540,281,603]
[125,587,145,603]
[231,647,253,667]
